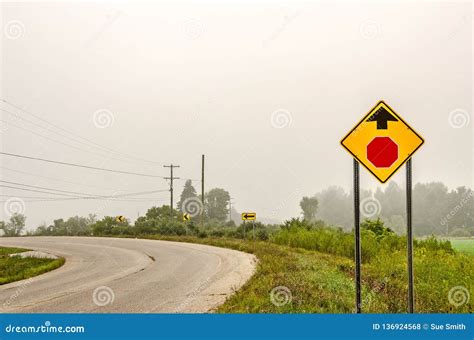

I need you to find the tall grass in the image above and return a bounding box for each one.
[270,219,472,313]
[0,254,65,285]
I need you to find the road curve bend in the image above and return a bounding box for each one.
[0,237,257,313]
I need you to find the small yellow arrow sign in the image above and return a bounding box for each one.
[241,212,256,221]
[341,101,424,183]
[116,215,125,223]
[183,213,191,221]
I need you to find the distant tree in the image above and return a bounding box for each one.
[315,186,354,230]
[206,188,230,222]
[91,216,130,235]
[177,180,198,211]
[0,221,5,236]
[35,222,51,236]
[1,213,26,236]
[300,196,319,220]
[145,205,178,220]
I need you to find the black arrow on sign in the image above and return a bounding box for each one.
[366,106,398,129]
[244,214,253,219]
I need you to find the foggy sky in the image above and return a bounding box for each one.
[1,1,472,229]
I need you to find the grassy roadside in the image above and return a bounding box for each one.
[449,239,474,255]
[0,247,65,285]
[125,234,472,313]
[132,235,386,313]
[0,246,30,255]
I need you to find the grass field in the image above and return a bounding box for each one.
[138,235,384,312]
[133,235,472,313]
[0,246,65,285]
[0,246,30,256]
[449,239,474,255]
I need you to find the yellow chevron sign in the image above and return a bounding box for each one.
[241,212,256,221]
[116,215,126,223]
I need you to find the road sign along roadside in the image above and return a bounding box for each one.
[116,215,125,223]
[341,100,424,183]
[183,213,190,221]
[241,212,256,221]
[341,100,423,314]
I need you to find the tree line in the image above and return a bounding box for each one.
[1,180,472,237]
[299,181,474,236]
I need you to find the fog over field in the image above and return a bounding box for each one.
[0,1,472,229]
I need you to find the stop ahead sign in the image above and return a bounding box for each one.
[341,101,424,183]
[367,137,398,168]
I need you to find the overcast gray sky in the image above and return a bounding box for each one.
[1,1,472,229]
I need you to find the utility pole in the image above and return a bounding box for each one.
[229,197,235,223]
[164,164,180,220]
[201,154,205,227]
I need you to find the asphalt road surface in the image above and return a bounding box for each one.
[0,237,256,313]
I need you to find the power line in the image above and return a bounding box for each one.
[0,194,166,201]
[0,185,82,197]
[0,151,166,178]
[1,99,163,166]
[0,166,118,191]
[0,196,171,203]
[0,116,154,165]
[0,187,170,202]
[22,189,170,202]
[0,180,100,197]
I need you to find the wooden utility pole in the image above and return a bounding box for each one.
[164,164,180,220]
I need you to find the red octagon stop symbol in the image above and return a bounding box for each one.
[367,137,398,168]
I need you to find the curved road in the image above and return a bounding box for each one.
[0,237,256,313]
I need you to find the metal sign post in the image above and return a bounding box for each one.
[354,159,362,313]
[252,220,255,240]
[341,100,424,314]
[406,159,415,313]
[241,212,256,240]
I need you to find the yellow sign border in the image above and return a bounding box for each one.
[340,100,424,184]
[241,212,256,221]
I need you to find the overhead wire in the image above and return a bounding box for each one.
[0,152,166,178]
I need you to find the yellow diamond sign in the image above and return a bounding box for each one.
[341,101,424,183]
